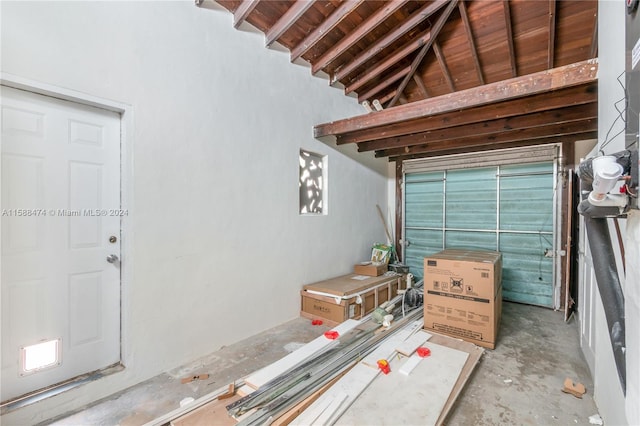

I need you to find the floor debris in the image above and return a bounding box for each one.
[181,374,209,384]
[216,383,236,400]
[588,413,604,425]
[562,377,586,398]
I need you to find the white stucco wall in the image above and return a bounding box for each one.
[591,1,634,425]
[0,1,389,423]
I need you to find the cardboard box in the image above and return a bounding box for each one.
[300,273,402,326]
[423,249,502,349]
[353,262,388,277]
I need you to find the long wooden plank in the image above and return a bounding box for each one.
[336,341,468,426]
[458,1,484,84]
[337,83,597,145]
[375,119,596,158]
[388,133,597,162]
[344,26,433,95]
[290,0,364,62]
[171,394,241,426]
[333,0,449,83]
[265,0,316,47]
[272,371,349,426]
[311,0,409,74]
[357,66,410,103]
[429,334,484,425]
[503,0,517,77]
[233,0,260,29]
[244,319,361,389]
[356,102,598,152]
[389,0,458,107]
[314,59,598,138]
[290,320,422,425]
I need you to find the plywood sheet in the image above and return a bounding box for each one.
[336,341,468,426]
[291,320,423,425]
[429,333,484,425]
[303,274,396,297]
[170,394,241,426]
[395,329,432,356]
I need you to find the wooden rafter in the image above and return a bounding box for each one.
[233,0,260,29]
[389,0,459,107]
[332,0,449,84]
[458,1,484,84]
[265,0,316,47]
[356,102,597,152]
[503,0,517,77]
[378,90,397,105]
[315,59,598,138]
[290,0,364,62]
[358,66,411,103]
[590,13,598,59]
[337,83,597,145]
[344,26,432,95]
[433,41,455,92]
[387,132,598,161]
[548,0,556,69]
[413,74,430,98]
[376,120,597,158]
[311,0,409,75]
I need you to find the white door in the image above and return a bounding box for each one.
[577,215,596,375]
[1,86,121,402]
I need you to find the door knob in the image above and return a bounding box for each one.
[106,254,119,263]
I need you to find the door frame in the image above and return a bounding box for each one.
[0,73,134,406]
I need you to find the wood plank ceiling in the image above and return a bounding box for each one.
[212,0,598,161]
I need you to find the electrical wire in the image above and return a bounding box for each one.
[599,71,628,154]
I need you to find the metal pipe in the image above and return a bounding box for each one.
[582,215,626,394]
[577,151,631,394]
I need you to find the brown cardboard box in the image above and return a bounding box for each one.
[353,262,387,277]
[300,273,402,326]
[423,249,502,349]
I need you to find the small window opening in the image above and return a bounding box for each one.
[20,339,61,375]
[299,149,326,215]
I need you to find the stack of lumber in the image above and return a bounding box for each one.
[147,305,483,426]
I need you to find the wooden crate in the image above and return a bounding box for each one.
[300,273,403,326]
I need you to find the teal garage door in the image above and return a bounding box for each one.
[403,147,557,308]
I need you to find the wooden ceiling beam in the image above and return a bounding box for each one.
[344,26,432,95]
[332,0,449,84]
[433,41,455,92]
[233,0,260,29]
[387,132,598,162]
[413,74,430,98]
[548,0,557,68]
[357,66,411,103]
[458,1,484,85]
[388,0,458,107]
[357,102,597,152]
[314,59,598,138]
[590,13,598,59]
[503,0,517,77]
[265,0,316,47]
[375,119,597,158]
[378,90,398,105]
[338,83,597,144]
[311,0,409,75]
[290,0,364,62]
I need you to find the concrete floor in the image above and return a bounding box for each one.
[47,302,599,425]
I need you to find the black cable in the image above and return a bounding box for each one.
[600,71,628,153]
